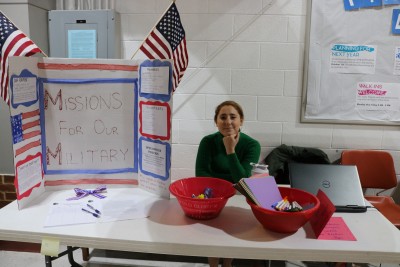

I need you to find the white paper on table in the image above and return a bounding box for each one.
[44,194,158,227]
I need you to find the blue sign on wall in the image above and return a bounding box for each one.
[360,0,382,7]
[392,9,400,34]
[344,0,361,10]
[384,0,400,5]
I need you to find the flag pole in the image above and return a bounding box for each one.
[130,0,176,59]
[1,11,48,57]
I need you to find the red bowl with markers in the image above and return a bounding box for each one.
[246,187,320,233]
[169,177,236,220]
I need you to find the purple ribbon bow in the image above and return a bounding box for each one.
[66,185,107,201]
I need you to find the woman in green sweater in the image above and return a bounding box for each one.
[195,100,261,267]
[196,100,261,184]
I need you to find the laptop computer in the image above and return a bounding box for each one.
[288,163,367,213]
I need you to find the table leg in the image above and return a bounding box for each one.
[43,246,82,267]
[67,246,82,267]
[45,255,53,267]
[81,247,90,261]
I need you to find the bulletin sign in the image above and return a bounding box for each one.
[302,0,400,125]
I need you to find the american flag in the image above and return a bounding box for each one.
[11,109,41,157]
[0,12,43,105]
[139,3,188,91]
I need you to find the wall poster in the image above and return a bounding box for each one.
[303,0,400,124]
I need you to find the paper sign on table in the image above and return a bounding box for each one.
[318,217,357,241]
[309,190,356,240]
[309,189,336,237]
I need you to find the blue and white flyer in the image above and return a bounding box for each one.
[329,44,377,74]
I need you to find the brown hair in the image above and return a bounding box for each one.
[214,100,244,123]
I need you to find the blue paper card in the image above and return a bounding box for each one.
[344,0,361,10]
[392,9,400,34]
[384,0,400,5]
[360,0,382,8]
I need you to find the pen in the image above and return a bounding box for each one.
[87,204,101,214]
[81,208,100,218]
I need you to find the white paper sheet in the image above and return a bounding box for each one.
[44,194,158,227]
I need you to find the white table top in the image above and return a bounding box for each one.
[0,188,399,263]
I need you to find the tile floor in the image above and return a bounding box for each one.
[1,247,399,267]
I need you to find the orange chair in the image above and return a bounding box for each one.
[341,150,400,229]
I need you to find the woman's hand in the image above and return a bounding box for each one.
[223,133,240,155]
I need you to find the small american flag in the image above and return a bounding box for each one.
[0,12,43,105]
[139,2,188,91]
[11,109,41,157]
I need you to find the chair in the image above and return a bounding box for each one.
[341,150,400,229]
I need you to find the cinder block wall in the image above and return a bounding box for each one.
[117,0,400,181]
[1,0,399,195]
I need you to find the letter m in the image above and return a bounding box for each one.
[44,88,62,110]
[47,143,62,165]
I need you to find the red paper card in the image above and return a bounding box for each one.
[309,189,336,237]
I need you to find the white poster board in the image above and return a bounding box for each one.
[303,0,400,124]
[8,57,173,208]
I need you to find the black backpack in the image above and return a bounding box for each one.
[263,144,331,184]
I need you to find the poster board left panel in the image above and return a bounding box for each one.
[8,56,44,209]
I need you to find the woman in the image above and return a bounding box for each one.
[196,100,261,184]
[195,100,261,267]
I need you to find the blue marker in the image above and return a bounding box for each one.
[82,208,100,218]
[204,188,213,198]
[87,204,101,214]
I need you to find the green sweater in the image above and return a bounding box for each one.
[195,132,261,183]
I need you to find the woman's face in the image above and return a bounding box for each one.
[216,105,243,137]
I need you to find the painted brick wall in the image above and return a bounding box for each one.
[114,0,400,181]
[0,175,16,209]
[1,0,399,187]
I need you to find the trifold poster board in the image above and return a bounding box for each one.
[8,57,173,209]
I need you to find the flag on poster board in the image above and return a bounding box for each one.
[0,12,43,105]
[138,2,188,91]
[11,109,41,157]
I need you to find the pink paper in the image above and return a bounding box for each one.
[318,217,357,241]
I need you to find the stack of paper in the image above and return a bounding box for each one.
[234,176,282,210]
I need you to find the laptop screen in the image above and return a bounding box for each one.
[288,163,367,213]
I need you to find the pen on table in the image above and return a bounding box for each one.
[81,208,100,218]
[87,203,101,214]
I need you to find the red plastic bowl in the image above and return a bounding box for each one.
[246,187,320,233]
[169,177,236,220]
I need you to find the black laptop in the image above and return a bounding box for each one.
[288,163,367,213]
